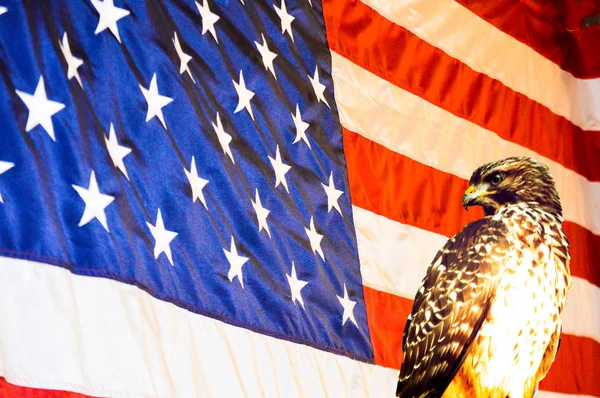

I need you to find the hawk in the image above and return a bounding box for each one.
[396,156,571,398]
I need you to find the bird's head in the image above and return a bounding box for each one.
[462,156,562,217]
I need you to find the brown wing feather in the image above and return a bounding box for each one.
[396,217,510,398]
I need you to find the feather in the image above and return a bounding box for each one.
[397,157,571,398]
[397,218,509,397]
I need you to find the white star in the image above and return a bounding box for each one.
[0,161,15,204]
[139,73,174,130]
[0,162,14,174]
[104,123,131,180]
[274,0,295,42]
[172,32,195,83]
[91,0,130,43]
[0,6,7,15]
[184,156,209,209]
[287,262,308,309]
[58,33,84,88]
[233,70,255,120]
[337,283,358,328]
[255,33,277,80]
[308,67,330,108]
[304,216,324,260]
[72,171,115,231]
[251,189,271,238]
[211,112,235,164]
[15,77,66,141]
[195,0,220,43]
[223,236,249,288]
[147,209,178,266]
[268,145,291,192]
[291,104,310,148]
[321,172,343,215]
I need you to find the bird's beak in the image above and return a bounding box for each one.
[462,185,496,211]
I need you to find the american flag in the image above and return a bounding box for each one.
[0,0,598,397]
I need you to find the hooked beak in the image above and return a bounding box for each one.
[462,185,496,211]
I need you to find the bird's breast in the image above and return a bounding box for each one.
[468,209,569,396]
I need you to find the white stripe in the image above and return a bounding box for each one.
[352,206,445,298]
[359,0,600,131]
[561,277,600,341]
[353,206,600,344]
[0,259,592,398]
[0,257,594,398]
[0,257,396,398]
[332,53,600,235]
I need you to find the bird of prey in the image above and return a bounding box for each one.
[396,156,571,398]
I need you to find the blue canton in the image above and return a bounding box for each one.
[0,0,373,362]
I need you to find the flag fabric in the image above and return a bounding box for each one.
[0,0,598,397]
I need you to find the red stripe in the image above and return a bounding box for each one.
[364,287,600,396]
[563,221,600,290]
[0,378,92,398]
[539,335,600,395]
[456,0,600,79]
[343,128,600,288]
[363,287,410,369]
[322,0,600,182]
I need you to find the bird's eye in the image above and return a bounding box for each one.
[488,173,504,185]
